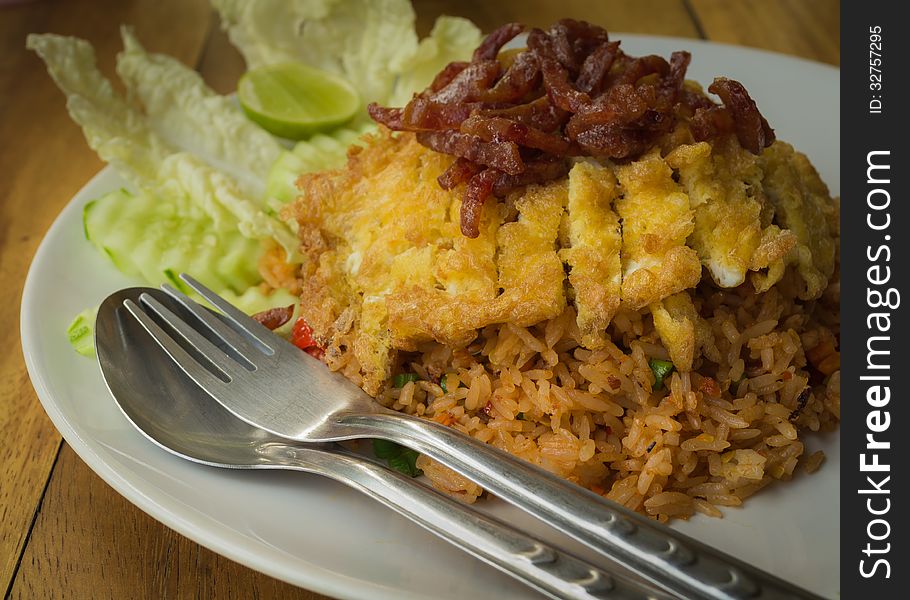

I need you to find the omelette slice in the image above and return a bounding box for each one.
[615,151,702,310]
[387,180,567,346]
[385,203,501,350]
[559,161,622,349]
[291,129,838,396]
[650,291,712,372]
[296,130,567,392]
[489,180,568,325]
[295,130,467,393]
[666,138,796,289]
[761,142,838,300]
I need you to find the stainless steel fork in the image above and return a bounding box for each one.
[122,273,822,600]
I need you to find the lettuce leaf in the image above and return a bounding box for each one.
[116,27,283,199]
[157,153,298,254]
[27,32,298,260]
[25,34,169,189]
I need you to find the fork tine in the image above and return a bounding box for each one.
[161,283,268,362]
[178,274,284,352]
[136,293,248,380]
[123,299,230,390]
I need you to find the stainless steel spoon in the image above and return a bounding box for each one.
[95,287,670,600]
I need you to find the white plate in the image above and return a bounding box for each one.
[21,35,839,600]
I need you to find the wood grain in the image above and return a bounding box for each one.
[0,0,210,595]
[688,0,840,65]
[195,12,246,96]
[2,0,839,599]
[412,0,700,38]
[9,444,319,600]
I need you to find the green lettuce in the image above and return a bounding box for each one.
[25,34,168,190]
[116,27,284,199]
[26,32,298,259]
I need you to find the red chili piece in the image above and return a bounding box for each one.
[291,317,325,360]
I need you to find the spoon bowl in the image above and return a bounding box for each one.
[95,287,280,468]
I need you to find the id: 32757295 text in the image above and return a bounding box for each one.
[869,26,882,114]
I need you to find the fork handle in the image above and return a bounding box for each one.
[338,412,822,600]
[274,444,670,600]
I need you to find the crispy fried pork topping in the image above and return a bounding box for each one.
[369,19,775,237]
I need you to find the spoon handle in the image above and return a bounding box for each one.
[338,411,822,600]
[273,444,669,600]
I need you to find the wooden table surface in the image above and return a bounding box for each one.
[1,1,838,598]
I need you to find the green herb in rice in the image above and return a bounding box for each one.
[649,359,675,390]
[372,439,423,477]
[392,373,420,388]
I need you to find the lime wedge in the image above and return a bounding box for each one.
[238,62,360,140]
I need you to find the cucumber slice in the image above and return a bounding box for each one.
[84,188,262,293]
[67,307,98,357]
[265,151,308,205]
[307,133,346,155]
[83,199,97,240]
[266,124,378,206]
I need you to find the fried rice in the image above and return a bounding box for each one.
[305,251,839,521]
